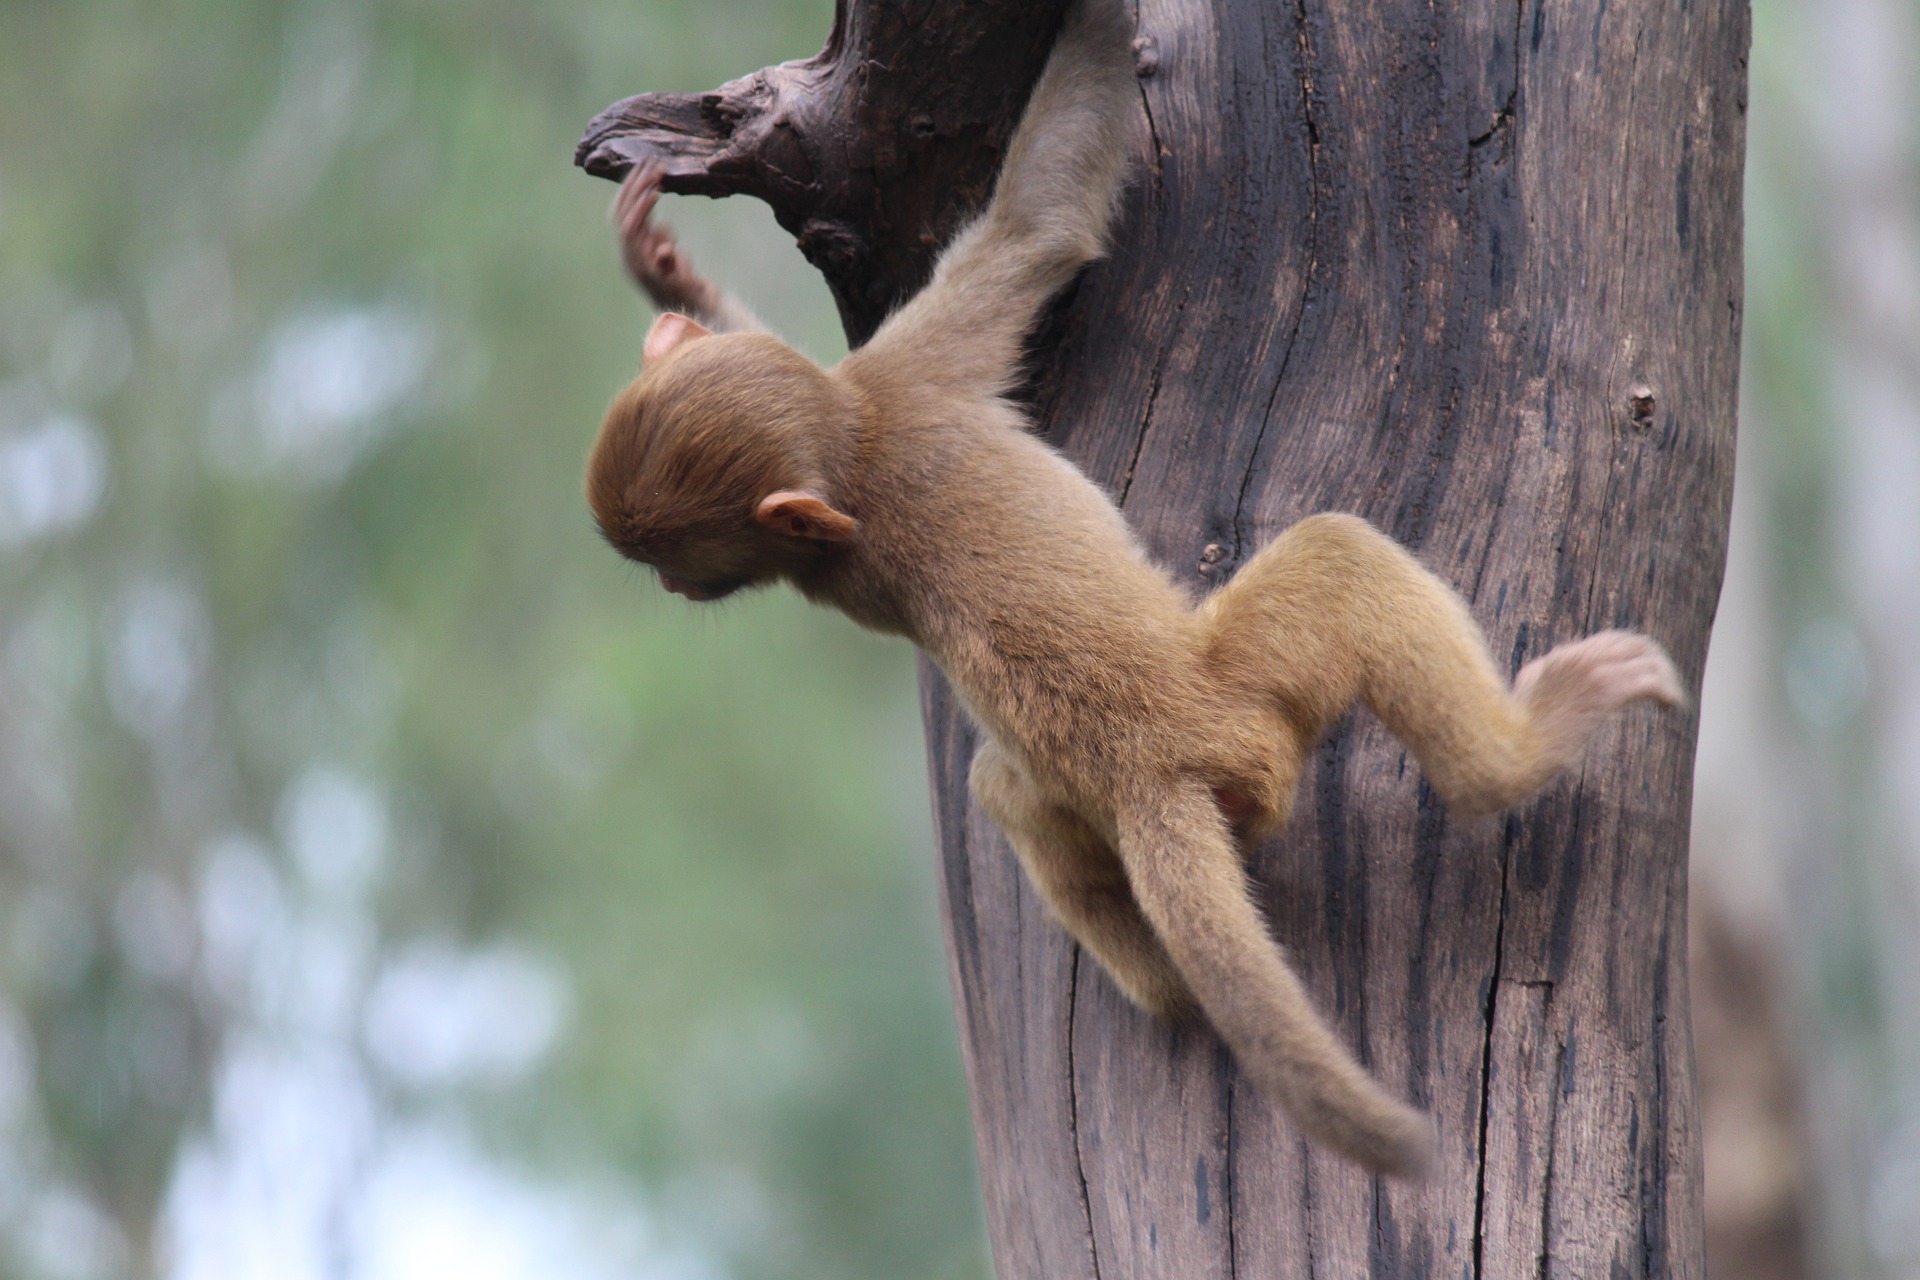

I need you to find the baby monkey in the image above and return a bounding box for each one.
[588,0,1683,1178]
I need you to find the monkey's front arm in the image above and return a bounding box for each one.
[612,163,763,334]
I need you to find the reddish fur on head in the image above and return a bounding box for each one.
[586,328,859,599]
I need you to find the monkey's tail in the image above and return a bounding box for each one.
[1200,513,1682,816]
[1116,781,1436,1177]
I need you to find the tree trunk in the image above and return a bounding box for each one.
[581,0,1747,1273]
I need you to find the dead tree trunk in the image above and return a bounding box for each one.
[580,0,1747,1273]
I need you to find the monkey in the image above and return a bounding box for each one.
[586,0,1684,1178]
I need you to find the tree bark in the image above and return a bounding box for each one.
[581,0,1747,1274]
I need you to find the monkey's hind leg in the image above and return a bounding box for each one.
[969,741,1194,1018]
[1203,513,1684,818]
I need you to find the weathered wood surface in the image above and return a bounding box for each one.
[582,0,1747,1273]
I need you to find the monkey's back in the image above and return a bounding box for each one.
[834,411,1286,820]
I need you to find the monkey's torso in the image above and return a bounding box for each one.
[796,399,1294,837]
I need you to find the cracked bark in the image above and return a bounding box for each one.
[580,0,1745,1273]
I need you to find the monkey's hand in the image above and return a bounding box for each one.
[613,162,717,312]
[611,163,764,334]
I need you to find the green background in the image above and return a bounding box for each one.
[0,0,980,1276]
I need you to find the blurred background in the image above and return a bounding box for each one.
[1691,0,1920,1274]
[0,0,1911,1276]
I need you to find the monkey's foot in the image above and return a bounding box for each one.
[1518,629,1685,709]
[1516,630,1685,769]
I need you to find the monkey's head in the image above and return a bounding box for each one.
[587,314,861,602]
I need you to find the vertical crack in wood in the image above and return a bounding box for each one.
[1577,451,1625,631]
[1063,946,1104,1277]
[1118,351,1167,504]
[1224,1063,1239,1279]
[1132,1,1164,190]
[1231,0,1323,570]
[1111,0,1186,521]
[1640,921,1673,1278]
[1538,1030,1564,1279]
[1137,84,1164,178]
[1467,0,1526,158]
[1470,818,1517,1279]
[1508,0,1527,129]
[1301,1152,1320,1280]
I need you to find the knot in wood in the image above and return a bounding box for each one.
[796,220,865,275]
[1627,382,1657,426]
[1133,34,1160,78]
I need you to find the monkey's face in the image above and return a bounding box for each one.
[629,521,776,602]
[586,333,859,602]
[655,571,744,602]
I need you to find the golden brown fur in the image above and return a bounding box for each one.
[586,0,1683,1178]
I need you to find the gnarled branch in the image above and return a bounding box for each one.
[577,0,1074,342]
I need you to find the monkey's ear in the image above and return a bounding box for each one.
[755,490,859,542]
[643,312,714,363]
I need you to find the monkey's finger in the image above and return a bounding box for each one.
[628,183,662,232]
[612,161,664,225]
[617,199,645,240]
[618,203,657,250]
[619,159,659,194]
[612,177,646,229]
[611,167,642,221]
[618,182,665,243]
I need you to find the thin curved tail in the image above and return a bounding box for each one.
[1117,782,1435,1177]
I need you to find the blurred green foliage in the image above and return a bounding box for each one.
[1732,1,1920,1272]
[0,0,986,1277]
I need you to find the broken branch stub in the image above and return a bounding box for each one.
[575,0,1074,342]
